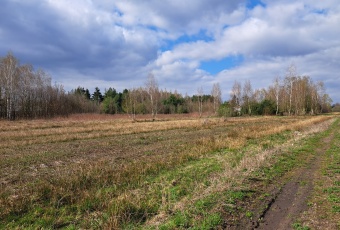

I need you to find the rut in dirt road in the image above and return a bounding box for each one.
[256,133,334,230]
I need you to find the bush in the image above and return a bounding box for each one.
[218,102,232,117]
[257,99,276,115]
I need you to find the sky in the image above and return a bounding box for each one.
[0,0,339,102]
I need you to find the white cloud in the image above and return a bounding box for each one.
[147,0,340,101]
[0,0,339,102]
[114,0,245,36]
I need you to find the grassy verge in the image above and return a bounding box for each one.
[299,118,340,229]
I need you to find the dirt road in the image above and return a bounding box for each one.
[256,131,335,229]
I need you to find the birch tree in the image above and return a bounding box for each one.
[242,79,253,115]
[145,73,159,119]
[0,52,18,120]
[273,77,281,115]
[230,81,242,115]
[211,83,222,115]
[197,86,204,118]
[285,64,297,115]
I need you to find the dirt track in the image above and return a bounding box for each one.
[255,131,335,229]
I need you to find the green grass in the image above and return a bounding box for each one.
[139,117,338,229]
[290,117,340,228]
[243,118,340,229]
[292,222,310,230]
[0,116,336,229]
[322,120,340,215]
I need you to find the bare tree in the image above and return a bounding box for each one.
[145,73,159,120]
[273,77,281,115]
[126,88,138,121]
[285,64,297,116]
[197,86,204,118]
[17,64,34,118]
[230,81,242,115]
[315,81,325,114]
[0,52,19,120]
[211,83,222,115]
[242,79,253,115]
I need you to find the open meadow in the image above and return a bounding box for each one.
[0,114,339,229]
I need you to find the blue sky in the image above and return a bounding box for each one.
[0,0,339,102]
[200,55,244,75]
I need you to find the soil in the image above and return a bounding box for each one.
[252,132,335,230]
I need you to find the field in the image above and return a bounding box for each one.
[0,114,339,229]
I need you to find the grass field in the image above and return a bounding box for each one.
[0,114,338,229]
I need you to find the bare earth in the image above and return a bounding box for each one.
[255,132,335,230]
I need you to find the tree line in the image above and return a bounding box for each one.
[224,64,332,117]
[70,76,220,119]
[0,52,102,120]
[0,53,69,119]
[71,66,332,118]
[0,53,333,120]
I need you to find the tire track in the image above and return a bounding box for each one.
[256,132,335,230]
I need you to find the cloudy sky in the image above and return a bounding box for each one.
[1,0,339,102]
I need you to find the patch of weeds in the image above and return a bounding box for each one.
[203,180,211,187]
[299,180,308,186]
[168,186,188,201]
[328,194,340,203]
[224,190,252,205]
[259,154,293,181]
[245,210,253,219]
[259,193,270,201]
[332,205,340,213]
[261,141,272,150]
[172,211,191,228]
[194,194,218,211]
[223,203,236,213]
[197,213,222,229]
[323,187,340,194]
[292,222,310,230]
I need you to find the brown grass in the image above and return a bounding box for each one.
[145,117,336,227]
[0,114,336,228]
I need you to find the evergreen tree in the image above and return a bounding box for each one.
[92,87,103,104]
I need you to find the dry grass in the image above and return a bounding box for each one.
[0,114,336,228]
[145,117,336,227]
